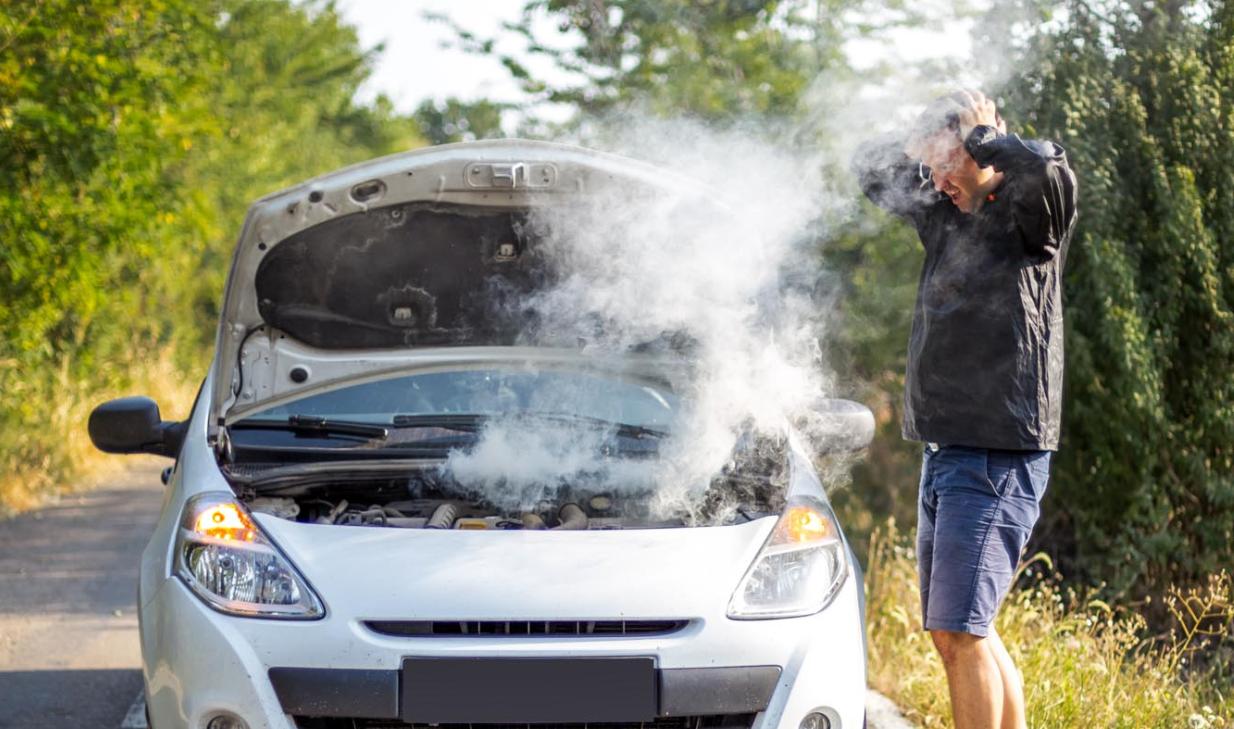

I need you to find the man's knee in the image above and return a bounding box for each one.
[929,629,985,665]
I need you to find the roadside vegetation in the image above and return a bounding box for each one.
[0,0,424,514]
[866,521,1234,726]
[4,0,1233,719]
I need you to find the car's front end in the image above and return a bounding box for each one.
[89,140,873,729]
[141,391,867,729]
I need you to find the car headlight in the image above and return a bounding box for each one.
[174,492,323,619]
[727,496,848,619]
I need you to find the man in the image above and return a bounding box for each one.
[853,90,1078,728]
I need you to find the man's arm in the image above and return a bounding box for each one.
[852,133,943,228]
[966,125,1079,259]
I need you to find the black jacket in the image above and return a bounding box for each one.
[854,125,1078,451]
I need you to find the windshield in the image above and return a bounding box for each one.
[238,367,680,430]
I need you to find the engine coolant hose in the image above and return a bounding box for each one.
[553,503,588,530]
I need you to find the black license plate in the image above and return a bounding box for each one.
[401,657,657,723]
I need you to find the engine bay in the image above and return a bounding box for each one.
[248,490,688,530]
[225,443,787,530]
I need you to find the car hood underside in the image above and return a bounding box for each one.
[209,139,705,438]
[256,203,550,350]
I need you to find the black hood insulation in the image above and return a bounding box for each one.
[255,203,554,349]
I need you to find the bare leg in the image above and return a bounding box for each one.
[930,630,1003,729]
[986,628,1026,729]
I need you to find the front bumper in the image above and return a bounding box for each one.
[140,576,866,729]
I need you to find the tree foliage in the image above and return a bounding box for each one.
[999,0,1234,594]
[1,0,209,362]
[439,0,852,121]
[0,0,420,505]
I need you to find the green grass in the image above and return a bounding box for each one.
[865,520,1234,728]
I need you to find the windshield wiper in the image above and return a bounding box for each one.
[510,412,669,439]
[390,412,667,439]
[390,414,485,430]
[232,412,663,446]
[231,416,390,440]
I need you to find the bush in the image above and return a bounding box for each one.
[993,0,1234,598]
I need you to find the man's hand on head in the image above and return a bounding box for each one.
[904,90,1007,163]
[953,89,1005,142]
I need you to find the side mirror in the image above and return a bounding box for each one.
[88,396,187,458]
[795,398,876,454]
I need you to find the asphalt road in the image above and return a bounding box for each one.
[0,463,916,729]
[0,462,164,729]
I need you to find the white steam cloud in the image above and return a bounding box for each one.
[442,0,1043,521]
[443,119,843,519]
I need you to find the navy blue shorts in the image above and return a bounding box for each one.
[917,444,1051,637]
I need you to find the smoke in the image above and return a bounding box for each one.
[440,2,1038,520]
[443,417,660,510]
[441,118,843,519]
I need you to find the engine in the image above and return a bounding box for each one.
[230,433,788,529]
[246,490,686,530]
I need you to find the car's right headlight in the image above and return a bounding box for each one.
[174,492,323,619]
[726,496,848,619]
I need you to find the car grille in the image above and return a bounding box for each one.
[295,714,756,729]
[363,620,691,637]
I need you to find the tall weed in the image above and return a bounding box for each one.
[0,344,195,516]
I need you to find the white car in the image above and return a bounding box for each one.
[89,140,875,729]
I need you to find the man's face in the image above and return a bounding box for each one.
[918,133,993,214]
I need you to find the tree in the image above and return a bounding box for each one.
[0,0,422,508]
[0,1,210,361]
[998,0,1234,595]
[437,0,846,122]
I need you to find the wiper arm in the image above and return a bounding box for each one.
[390,414,485,430]
[231,416,390,440]
[517,412,669,439]
[389,412,666,439]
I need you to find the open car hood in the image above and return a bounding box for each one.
[208,140,702,443]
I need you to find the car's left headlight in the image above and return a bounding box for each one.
[174,492,323,619]
[727,496,849,619]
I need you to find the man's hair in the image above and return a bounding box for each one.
[906,92,969,151]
